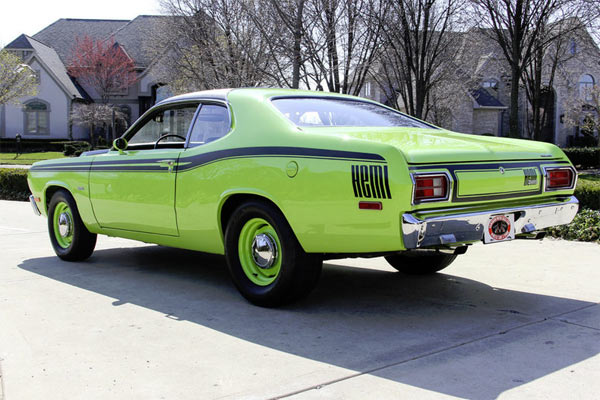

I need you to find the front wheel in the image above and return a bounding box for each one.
[48,190,97,261]
[224,201,322,307]
[385,251,457,275]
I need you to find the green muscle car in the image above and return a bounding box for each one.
[27,88,579,306]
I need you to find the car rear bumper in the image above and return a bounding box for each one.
[402,196,579,249]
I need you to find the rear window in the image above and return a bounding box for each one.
[272,97,433,128]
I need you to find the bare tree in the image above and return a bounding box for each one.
[522,23,567,142]
[563,83,600,146]
[301,0,386,94]
[467,0,599,138]
[0,50,37,105]
[522,5,600,142]
[373,0,465,120]
[71,103,128,146]
[152,0,275,92]
[245,0,310,89]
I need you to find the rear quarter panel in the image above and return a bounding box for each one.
[175,91,414,254]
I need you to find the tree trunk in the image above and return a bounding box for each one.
[509,65,521,138]
[531,46,543,141]
[324,1,340,92]
[291,0,305,89]
[89,123,95,148]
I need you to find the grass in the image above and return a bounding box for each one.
[0,152,67,165]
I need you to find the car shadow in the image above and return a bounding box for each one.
[19,245,600,399]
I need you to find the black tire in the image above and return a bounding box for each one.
[224,201,322,307]
[384,251,457,275]
[48,189,97,261]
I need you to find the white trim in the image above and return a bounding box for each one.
[0,104,5,138]
[473,105,508,110]
[26,54,81,100]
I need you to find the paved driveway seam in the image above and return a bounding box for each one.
[551,319,600,332]
[272,302,600,399]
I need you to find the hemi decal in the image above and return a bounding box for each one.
[351,164,392,199]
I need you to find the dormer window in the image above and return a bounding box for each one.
[482,78,498,90]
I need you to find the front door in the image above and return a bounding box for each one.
[89,103,199,236]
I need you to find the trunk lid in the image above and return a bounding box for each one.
[311,127,564,164]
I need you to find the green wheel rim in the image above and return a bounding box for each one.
[238,218,282,286]
[53,201,74,249]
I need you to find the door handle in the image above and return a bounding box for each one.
[156,159,175,173]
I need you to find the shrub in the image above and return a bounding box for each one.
[575,175,600,211]
[568,135,598,147]
[0,168,29,201]
[0,139,68,153]
[563,147,600,169]
[547,208,600,243]
[63,141,91,156]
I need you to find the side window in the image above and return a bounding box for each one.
[128,104,199,144]
[189,104,230,145]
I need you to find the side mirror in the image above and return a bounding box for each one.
[113,137,128,154]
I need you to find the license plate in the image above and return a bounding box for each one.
[483,214,515,244]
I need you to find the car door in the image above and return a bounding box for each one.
[89,102,200,236]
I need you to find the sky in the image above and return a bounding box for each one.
[0,0,163,46]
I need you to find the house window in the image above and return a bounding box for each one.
[482,78,499,90]
[24,101,49,134]
[579,74,595,101]
[365,82,372,97]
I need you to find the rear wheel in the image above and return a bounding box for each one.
[48,190,97,261]
[224,201,322,307]
[385,251,457,275]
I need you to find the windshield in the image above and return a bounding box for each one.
[272,97,434,128]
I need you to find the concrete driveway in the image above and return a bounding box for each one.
[1,200,599,399]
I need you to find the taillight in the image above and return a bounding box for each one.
[413,174,449,203]
[545,167,575,190]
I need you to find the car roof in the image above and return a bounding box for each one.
[156,88,370,106]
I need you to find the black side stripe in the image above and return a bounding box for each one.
[176,147,385,172]
[30,146,386,172]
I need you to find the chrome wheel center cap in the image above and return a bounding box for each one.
[252,233,277,269]
[58,212,72,237]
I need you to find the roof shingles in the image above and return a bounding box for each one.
[32,18,130,63]
[471,88,506,108]
[4,16,166,100]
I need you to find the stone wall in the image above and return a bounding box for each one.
[473,109,501,135]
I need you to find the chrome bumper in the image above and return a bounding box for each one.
[402,196,579,249]
[29,195,41,216]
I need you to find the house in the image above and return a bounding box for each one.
[0,16,169,142]
[362,24,600,147]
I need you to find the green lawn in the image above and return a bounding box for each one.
[0,152,67,165]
